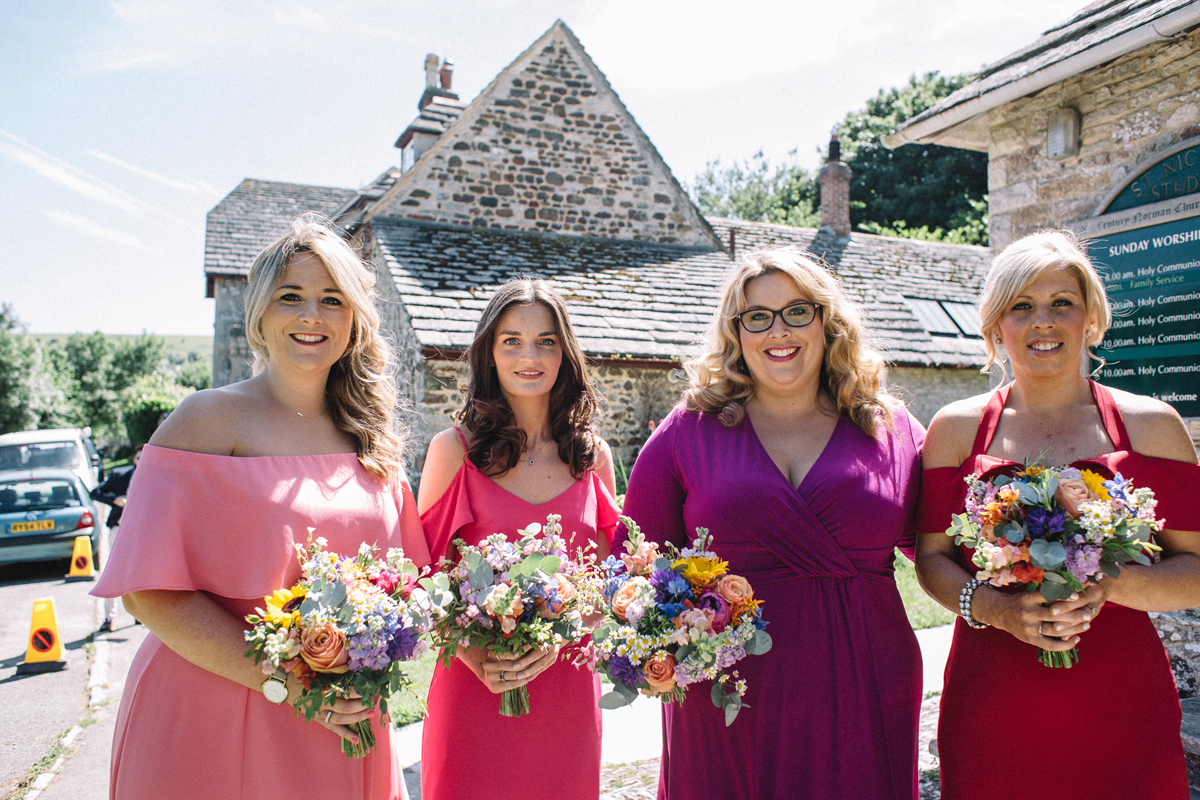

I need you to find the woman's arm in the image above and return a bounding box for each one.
[416,428,466,515]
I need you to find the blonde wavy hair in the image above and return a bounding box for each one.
[244,214,406,481]
[979,229,1111,375]
[684,247,895,436]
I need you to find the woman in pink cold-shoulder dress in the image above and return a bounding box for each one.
[417,279,619,800]
[92,216,429,800]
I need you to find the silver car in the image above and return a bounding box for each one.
[0,428,103,491]
[0,469,100,566]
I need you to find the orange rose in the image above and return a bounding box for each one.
[540,574,577,618]
[980,524,997,543]
[299,623,349,674]
[1055,479,1091,519]
[716,575,753,610]
[611,580,640,622]
[642,653,677,693]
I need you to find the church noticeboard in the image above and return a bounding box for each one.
[1088,213,1200,416]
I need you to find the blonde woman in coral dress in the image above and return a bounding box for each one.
[418,279,619,800]
[92,216,429,800]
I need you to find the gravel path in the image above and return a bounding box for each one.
[599,694,944,799]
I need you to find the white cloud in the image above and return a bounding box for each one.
[0,130,196,229]
[44,210,160,253]
[89,149,222,197]
[272,6,329,31]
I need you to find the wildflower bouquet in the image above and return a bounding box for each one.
[948,465,1163,667]
[244,535,440,757]
[423,514,595,717]
[589,516,771,726]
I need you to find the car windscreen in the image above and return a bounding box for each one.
[0,479,82,512]
[0,442,83,471]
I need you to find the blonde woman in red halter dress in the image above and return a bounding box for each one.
[91,216,429,800]
[417,279,619,800]
[915,230,1200,799]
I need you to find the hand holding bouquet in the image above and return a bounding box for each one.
[244,535,440,757]
[948,465,1163,667]
[589,516,771,726]
[421,514,594,717]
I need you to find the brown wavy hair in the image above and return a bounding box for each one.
[684,247,895,437]
[457,279,600,477]
[244,214,406,481]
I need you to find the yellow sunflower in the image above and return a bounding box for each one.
[673,556,729,587]
[262,587,306,628]
[1080,470,1110,501]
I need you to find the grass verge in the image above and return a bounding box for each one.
[895,550,956,630]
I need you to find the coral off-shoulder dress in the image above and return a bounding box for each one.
[418,428,620,800]
[918,381,1197,800]
[92,445,430,800]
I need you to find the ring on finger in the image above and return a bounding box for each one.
[325,710,333,724]
[499,671,506,682]
[1086,603,1096,614]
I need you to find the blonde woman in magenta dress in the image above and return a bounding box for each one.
[418,279,619,800]
[92,216,428,800]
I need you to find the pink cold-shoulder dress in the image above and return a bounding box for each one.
[419,428,620,800]
[91,444,430,800]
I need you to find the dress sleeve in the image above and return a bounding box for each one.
[916,466,968,535]
[895,409,927,561]
[592,473,621,549]
[419,466,475,566]
[618,406,689,551]
[396,466,432,568]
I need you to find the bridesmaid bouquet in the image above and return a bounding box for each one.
[588,516,771,725]
[244,534,441,757]
[423,514,595,717]
[947,465,1163,667]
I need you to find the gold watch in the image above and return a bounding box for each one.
[261,669,289,705]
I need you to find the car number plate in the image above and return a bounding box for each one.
[10,520,55,533]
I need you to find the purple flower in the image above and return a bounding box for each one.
[649,567,691,603]
[1026,507,1066,540]
[607,655,647,689]
[387,624,419,662]
[1064,538,1103,584]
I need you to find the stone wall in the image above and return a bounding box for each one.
[987,28,1200,248]
[411,359,683,483]
[1155,609,1200,698]
[212,276,251,388]
[886,365,991,427]
[372,24,713,247]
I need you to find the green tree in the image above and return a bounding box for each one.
[175,360,212,391]
[0,305,40,433]
[690,150,820,227]
[837,71,988,244]
[122,373,193,446]
[62,332,119,435]
[110,333,166,394]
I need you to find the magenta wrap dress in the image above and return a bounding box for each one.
[91,445,430,800]
[618,404,926,800]
[918,380,1196,800]
[419,429,620,800]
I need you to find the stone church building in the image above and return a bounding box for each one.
[204,20,995,474]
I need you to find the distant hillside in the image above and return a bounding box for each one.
[31,334,213,366]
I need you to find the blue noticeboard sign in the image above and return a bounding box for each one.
[1088,214,1200,416]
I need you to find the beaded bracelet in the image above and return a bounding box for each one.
[957,578,989,629]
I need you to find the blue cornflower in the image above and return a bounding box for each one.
[601,555,625,578]
[1026,506,1066,540]
[607,655,647,689]
[387,624,419,662]
[658,601,688,621]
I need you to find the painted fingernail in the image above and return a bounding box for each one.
[1069,593,1079,601]
[1082,613,1092,621]
[1083,623,1090,631]
[1055,623,1063,632]
[1052,607,1062,615]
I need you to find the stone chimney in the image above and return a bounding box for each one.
[439,59,454,91]
[424,53,439,90]
[397,53,467,171]
[817,130,852,237]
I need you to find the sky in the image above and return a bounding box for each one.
[0,0,1086,336]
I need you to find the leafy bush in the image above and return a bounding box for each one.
[123,374,193,446]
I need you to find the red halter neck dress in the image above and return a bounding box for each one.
[917,380,1198,799]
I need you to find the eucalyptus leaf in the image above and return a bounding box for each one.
[523,553,544,573]
[652,557,672,571]
[1028,540,1066,571]
[1015,482,1040,503]
[1039,581,1070,602]
[724,703,741,727]
[999,522,1027,544]
[1041,571,1067,583]
[599,690,635,710]
[993,475,1013,487]
[540,555,562,575]
[325,581,347,608]
[744,630,773,656]
[1134,553,1152,566]
[1101,560,1121,579]
[674,644,696,663]
[468,559,494,591]
[711,682,725,706]
[299,598,319,616]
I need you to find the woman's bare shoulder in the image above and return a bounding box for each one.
[416,427,469,513]
[149,383,261,456]
[1108,386,1198,463]
[923,392,993,469]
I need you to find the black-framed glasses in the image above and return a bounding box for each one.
[734,302,822,333]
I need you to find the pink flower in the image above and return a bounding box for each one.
[695,591,732,633]
[1054,479,1091,519]
[621,542,660,575]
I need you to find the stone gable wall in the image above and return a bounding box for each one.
[212,276,252,387]
[987,28,1200,248]
[374,31,713,247]
[886,366,991,427]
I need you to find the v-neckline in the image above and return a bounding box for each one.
[744,413,844,495]
[464,458,583,508]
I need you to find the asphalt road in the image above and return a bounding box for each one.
[0,558,97,796]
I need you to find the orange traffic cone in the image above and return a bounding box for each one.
[16,597,69,675]
[65,535,96,582]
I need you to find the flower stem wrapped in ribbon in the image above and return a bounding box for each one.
[244,533,441,757]
[948,464,1163,668]
[588,516,771,725]
[421,515,596,717]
